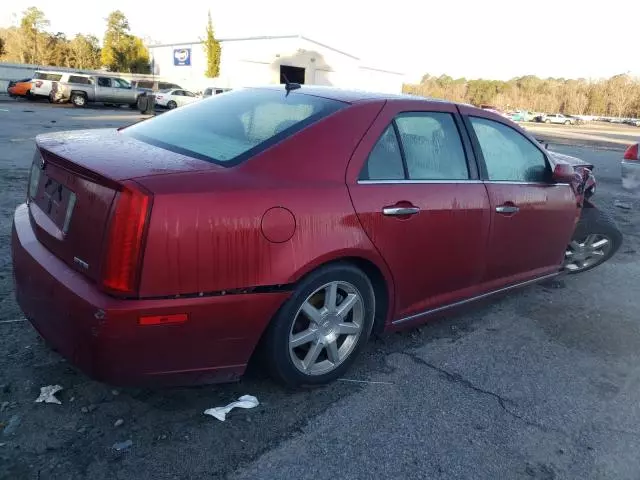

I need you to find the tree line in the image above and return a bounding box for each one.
[403,74,640,118]
[0,6,224,79]
[0,7,150,73]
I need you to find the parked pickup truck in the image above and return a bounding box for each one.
[58,75,145,108]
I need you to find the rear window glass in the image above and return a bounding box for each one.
[34,72,63,81]
[158,82,181,90]
[68,75,92,84]
[124,88,346,166]
[136,80,154,89]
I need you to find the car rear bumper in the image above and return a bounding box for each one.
[622,160,640,193]
[12,203,290,386]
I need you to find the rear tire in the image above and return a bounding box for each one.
[565,120,571,125]
[71,93,87,107]
[545,119,551,124]
[263,263,375,387]
[564,205,622,274]
[167,100,177,109]
[137,95,147,112]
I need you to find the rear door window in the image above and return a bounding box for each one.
[360,112,469,181]
[395,113,469,180]
[97,77,112,87]
[124,88,346,166]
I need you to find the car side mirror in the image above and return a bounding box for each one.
[552,163,577,183]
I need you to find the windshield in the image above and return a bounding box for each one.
[123,88,346,166]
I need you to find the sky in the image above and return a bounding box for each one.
[1,0,638,82]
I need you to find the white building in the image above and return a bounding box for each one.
[147,35,405,94]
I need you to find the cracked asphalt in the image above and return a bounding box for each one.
[1,98,639,480]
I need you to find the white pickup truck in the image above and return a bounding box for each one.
[59,75,146,108]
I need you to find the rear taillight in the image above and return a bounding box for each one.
[101,181,152,296]
[35,81,42,87]
[624,143,639,161]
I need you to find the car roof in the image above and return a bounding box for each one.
[253,84,453,104]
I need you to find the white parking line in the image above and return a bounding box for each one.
[0,108,9,112]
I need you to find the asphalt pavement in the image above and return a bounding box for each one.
[0,98,639,480]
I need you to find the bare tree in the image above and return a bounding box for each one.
[607,74,635,118]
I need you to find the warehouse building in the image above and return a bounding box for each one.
[147,35,405,94]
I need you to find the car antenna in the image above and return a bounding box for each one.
[282,73,301,96]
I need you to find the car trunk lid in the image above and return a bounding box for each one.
[28,129,220,284]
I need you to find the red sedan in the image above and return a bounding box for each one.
[11,86,620,387]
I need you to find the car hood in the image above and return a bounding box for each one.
[548,150,594,170]
[36,128,222,181]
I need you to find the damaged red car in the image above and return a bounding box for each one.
[12,86,622,387]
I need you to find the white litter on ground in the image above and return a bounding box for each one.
[34,385,63,405]
[204,395,259,421]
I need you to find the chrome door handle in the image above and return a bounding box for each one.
[495,205,519,214]
[382,206,420,216]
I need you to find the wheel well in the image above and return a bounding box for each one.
[246,256,391,374]
[71,90,87,97]
[343,257,390,334]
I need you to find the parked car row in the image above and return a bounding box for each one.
[5,70,230,110]
[534,113,581,125]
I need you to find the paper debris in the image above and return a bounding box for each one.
[204,395,259,421]
[34,385,63,405]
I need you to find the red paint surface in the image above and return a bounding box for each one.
[12,88,582,386]
[482,183,578,283]
[13,204,289,385]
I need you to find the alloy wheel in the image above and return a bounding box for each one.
[564,234,612,272]
[289,281,365,376]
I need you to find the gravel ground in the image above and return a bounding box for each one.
[0,98,639,480]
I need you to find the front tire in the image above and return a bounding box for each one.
[564,205,622,274]
[263,263,375,387]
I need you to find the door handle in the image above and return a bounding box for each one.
[495,205,519,214]
[382,206,420,216]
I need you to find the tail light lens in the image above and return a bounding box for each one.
[101,181,152,296]
[35,81,43,87]
[624,144,638,161]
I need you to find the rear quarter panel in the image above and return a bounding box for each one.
[136,100,395,301]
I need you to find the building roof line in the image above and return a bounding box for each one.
[297,35,360,60]
[359,65,405,76]
[148,34,360,59]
